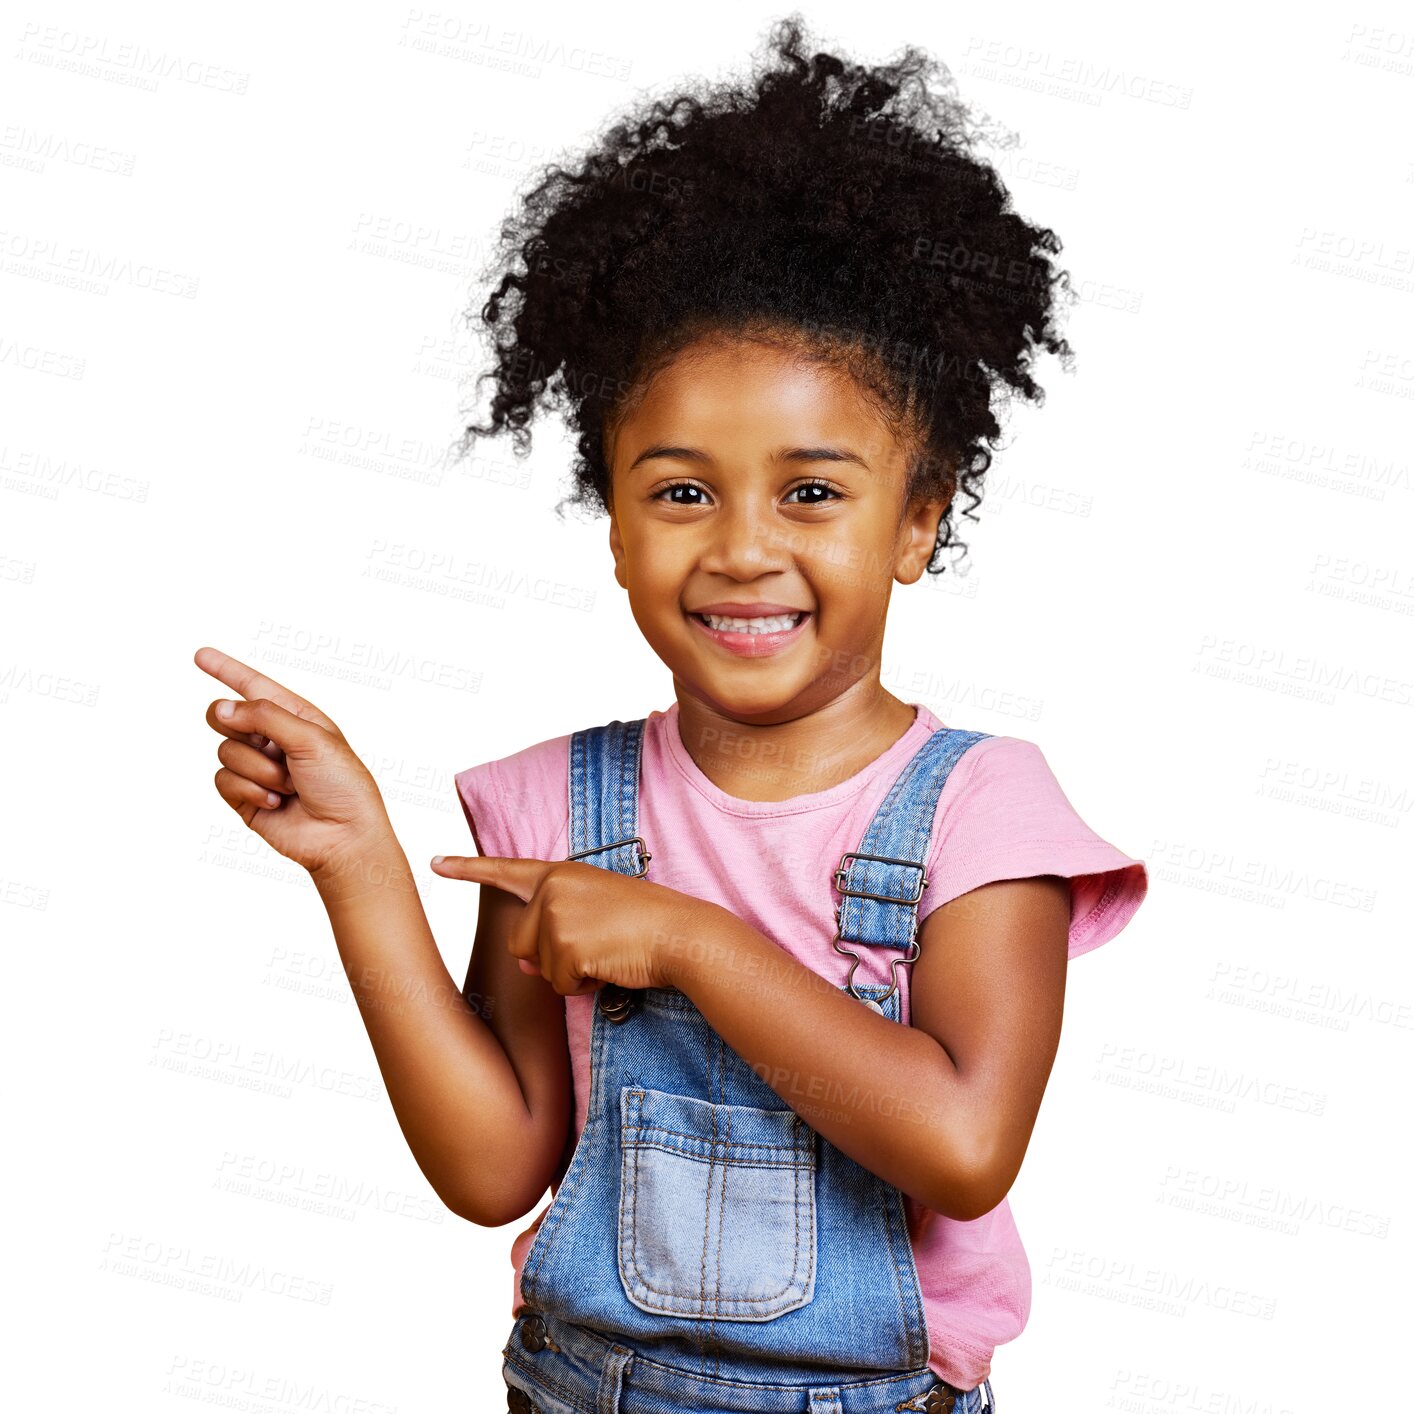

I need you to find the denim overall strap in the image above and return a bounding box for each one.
[833,729,992,1003]
[566,718,652,879]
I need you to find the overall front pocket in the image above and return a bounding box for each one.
[616,1085,817,1321]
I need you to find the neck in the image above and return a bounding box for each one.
[672,676,918,803]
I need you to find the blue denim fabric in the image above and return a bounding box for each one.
[504,717,997,1414]
[503,1310,997,1412]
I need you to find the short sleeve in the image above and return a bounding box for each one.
[919,735,1148,960]
[453,734,572,863]
[452,759,505,858]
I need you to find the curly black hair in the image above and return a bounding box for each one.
[455,13,1075,575]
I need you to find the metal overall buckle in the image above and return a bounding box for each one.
[566,834,652,878]
[832,850,927,1006]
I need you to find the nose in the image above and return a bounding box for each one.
[697,493,793,580]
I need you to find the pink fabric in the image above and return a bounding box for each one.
[454,702,1147,1388]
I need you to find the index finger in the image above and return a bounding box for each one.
[193,646,338,732]
[429,854,556,904]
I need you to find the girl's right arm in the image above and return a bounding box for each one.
[315,840,571,1226]
[195,647,569,1228]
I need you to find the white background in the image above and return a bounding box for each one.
[6,1,1410,1409]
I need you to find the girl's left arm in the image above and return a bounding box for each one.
[668,875,1072,1222]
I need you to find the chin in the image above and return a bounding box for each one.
[688,678,806,720]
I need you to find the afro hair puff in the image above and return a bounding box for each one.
[457,13,1076,574]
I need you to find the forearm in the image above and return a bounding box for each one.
[313,839,535,1223]
[664,909,985,1219]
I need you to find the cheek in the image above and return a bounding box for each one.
[808,537,889,609]
[629,539,681,588]
[621,538,688,616]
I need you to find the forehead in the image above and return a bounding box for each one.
[615,336,902,458]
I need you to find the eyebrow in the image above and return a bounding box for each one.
[626,444,870,473]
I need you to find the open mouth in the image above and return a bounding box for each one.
[685,609,812,657]
[691,611,808,635]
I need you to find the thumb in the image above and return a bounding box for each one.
[429,853,554,904]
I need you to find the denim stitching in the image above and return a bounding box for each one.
[708,1038,720,1311]
[503,1351,596,1414]
[618,719,637,857]
[521,997,601,1306]
[592,1341,932,1393]
[707,1023,729,1374]
[620,1091,815,1310]
[623,1114,812,1160]
[875,1169,912,1366]
[524,726,607,1311]
[714,1087,728,1338]
[883,1174,929,1368]
[842,977,927,1368]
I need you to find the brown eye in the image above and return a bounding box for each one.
[653,482,709,505]
[785,481,841,505]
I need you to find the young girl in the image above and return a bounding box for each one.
[197,17,1146,1413]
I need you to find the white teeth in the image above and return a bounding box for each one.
[700,612,804,634]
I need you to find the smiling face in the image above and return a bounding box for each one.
[605,332,948,725]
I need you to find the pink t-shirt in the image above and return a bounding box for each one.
[454,701,1148,1388]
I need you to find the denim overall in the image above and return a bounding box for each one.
[502,717,999,1414]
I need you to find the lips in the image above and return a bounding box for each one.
[688,602,811,617]
[685,606,812,658]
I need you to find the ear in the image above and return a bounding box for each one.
[894,492,950,586]
[608,507,627,590]
[602,432,629,592]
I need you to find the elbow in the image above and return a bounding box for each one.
[436,1182,543,1230]
[442,1196,528,1229]
[951,1170,1012,1224]
[422,1131,557,1228]
[923,1137,1016,1223]
[443,1199,499,1228]
[435,1186,493,1227]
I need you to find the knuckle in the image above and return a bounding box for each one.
[541,865,582,901]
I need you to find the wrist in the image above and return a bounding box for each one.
[311,831,411,907]
[659,902,762,994]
